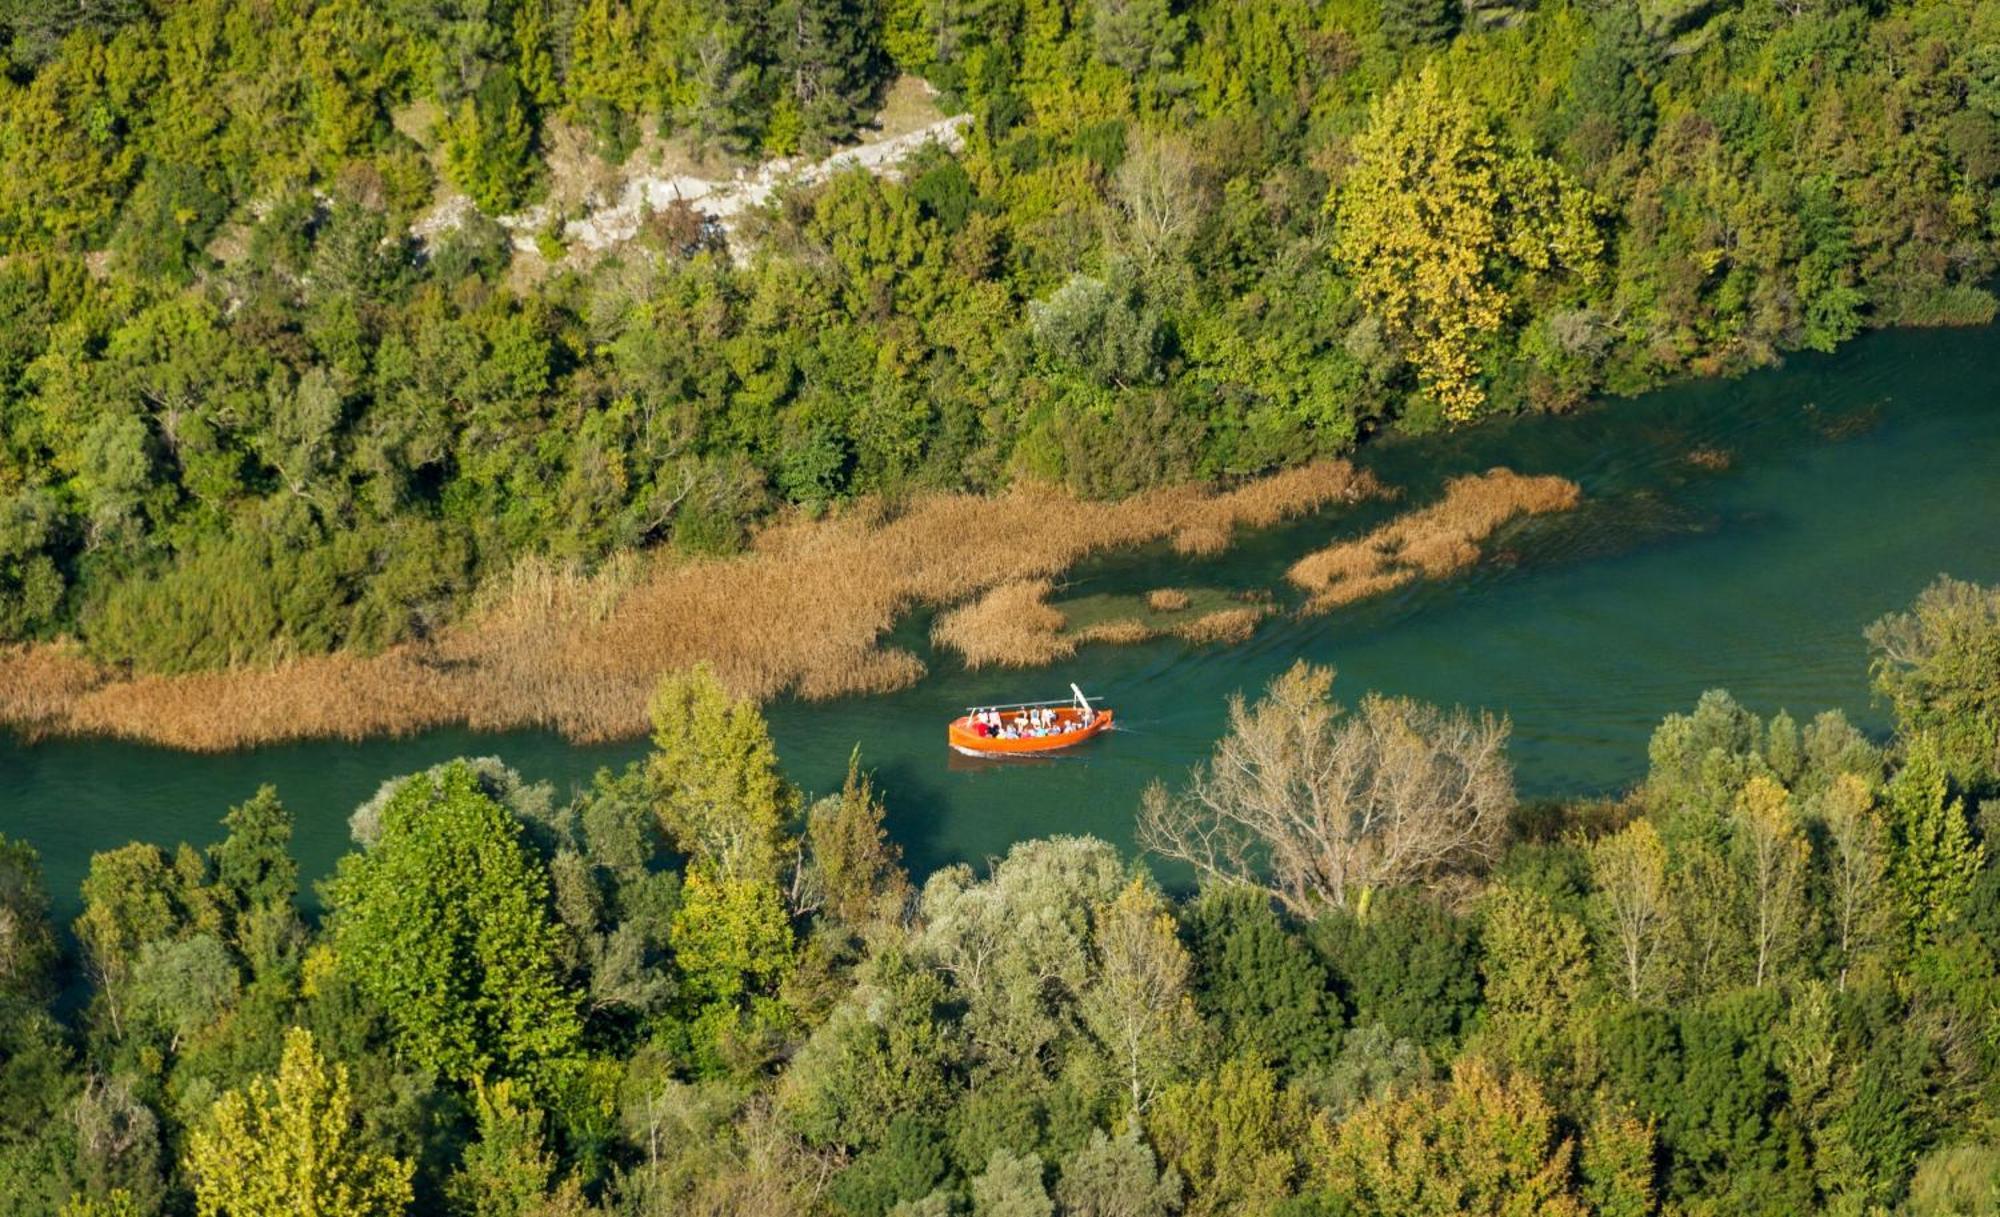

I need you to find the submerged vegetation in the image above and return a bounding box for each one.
[0,0,1995,703]
[3,578,2000,1215]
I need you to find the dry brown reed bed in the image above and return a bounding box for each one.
[1287,468,1581,614]
[1174,606,1267,645]
[1146,588,1192,612]
[2,460,1379,751]
[932,583,1272,669]
[1168,461,1381,555]
[930,578,1074,669]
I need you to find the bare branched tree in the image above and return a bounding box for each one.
[1588,819,1672,1002]
[1138,662,1513,918]
[1113,131,1207,273]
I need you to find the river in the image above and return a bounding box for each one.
[5,321,1998,918]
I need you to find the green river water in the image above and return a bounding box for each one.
[4,321,1998,918]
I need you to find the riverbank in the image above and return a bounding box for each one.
[0,462,1387,751]
[9,317,1996,923]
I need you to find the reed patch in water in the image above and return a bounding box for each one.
[1288,468,1581,614]
[931,578,1075,669]
[1170,462,1384,554]
[1175,606,1268,645]
[1146,588,1192,612]
[0,460,1380,750]
[932,583,1274,669]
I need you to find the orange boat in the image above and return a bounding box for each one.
[949,686,1113,757]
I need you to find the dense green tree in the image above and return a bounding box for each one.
[1181,886,1342,1077]
[646,665,796,886]
[830,1112,953,1216]
[209,786,298,917]
[1146,1058,1305,1217]
[1309,893,1482,1047]
[1378,0,1460,51]
[668,865,794,1075]
[780,947,959,1150]
[1478,885,1591,1080]
[0,836,57,1007]
[324,761,583,1086]
[1090,0,1184,77]
[800,755,913,934]
[445,1078,586,1217]
[1869,577,2000,789]
[769,0,883,150]
[1884,740,1983,950]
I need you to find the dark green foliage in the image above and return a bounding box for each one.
[1183,887,1344,1077]
[1092,0,1186,76]
[1885,741,1984,948]
[829,1113,952,1216]
[1596,992,1812,1214]
[1378,0,1460,51]
[1308,893,1481,1048]
[1564,5,1655,155]
[0,837,57,1009]
[209,786,299,916]
[769,0,887,150]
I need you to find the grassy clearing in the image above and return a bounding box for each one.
[1287,468,1581,614]
[1,461,1378,750]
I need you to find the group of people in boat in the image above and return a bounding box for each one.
[966,704,1093,740]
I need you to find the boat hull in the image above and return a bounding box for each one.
[948,708,1113,756]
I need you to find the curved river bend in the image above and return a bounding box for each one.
[5,322,1998,916]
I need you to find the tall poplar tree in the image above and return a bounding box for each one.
[1885,741,1983,949]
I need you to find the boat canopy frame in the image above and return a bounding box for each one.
[962,686,1098,714]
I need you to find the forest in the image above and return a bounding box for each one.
[0,0,1996,676]
[1,576,1998,1216]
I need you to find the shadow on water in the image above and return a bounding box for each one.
[4,320,2000,919]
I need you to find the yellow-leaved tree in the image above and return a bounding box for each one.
[184,1028,412,1217]
[1317,1057,1653,1216]
[1333,65,1603,422]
